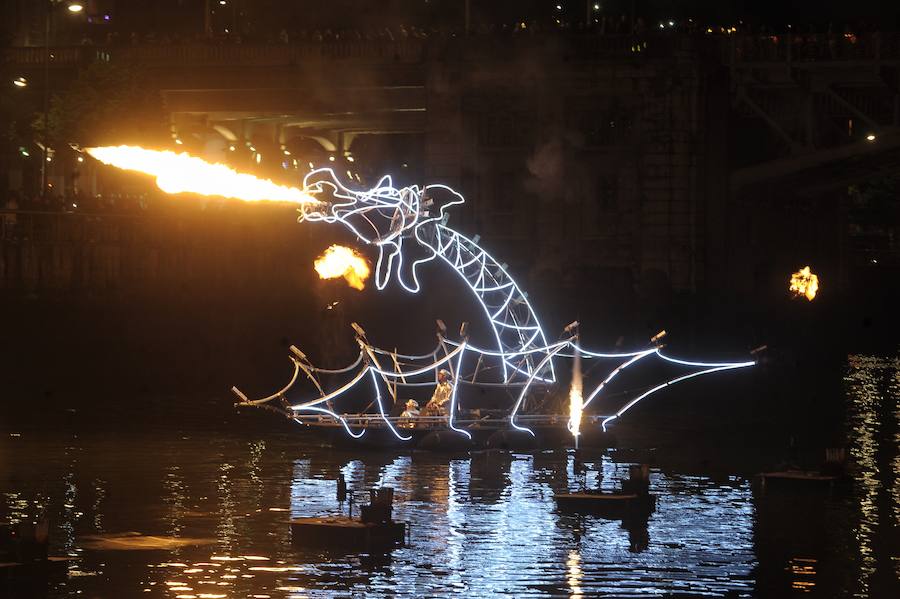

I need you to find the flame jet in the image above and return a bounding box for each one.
[86,146,319,205]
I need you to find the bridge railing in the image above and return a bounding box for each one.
[721,32,900,65]
[2,40,426,68]
[7,33,900,71]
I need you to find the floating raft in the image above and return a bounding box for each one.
[292,413,616,451]
[290,516,406,551]
[759,470,841,486]
[555,491,656,517]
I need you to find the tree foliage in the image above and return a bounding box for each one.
[35,59,167,148]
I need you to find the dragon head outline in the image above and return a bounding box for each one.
[299,168,465,292]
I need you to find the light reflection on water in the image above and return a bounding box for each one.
[844,355,900,596]
[1,355,897,598]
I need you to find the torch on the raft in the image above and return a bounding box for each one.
[566,321,583,450]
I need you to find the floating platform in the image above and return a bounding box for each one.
[759,470,841,487]
[555,491,656,518]
[292,413,616,451]
[290,516,406,551]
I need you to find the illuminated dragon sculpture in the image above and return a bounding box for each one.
[233,168,756,444]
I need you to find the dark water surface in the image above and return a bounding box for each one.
[2,356,898,598]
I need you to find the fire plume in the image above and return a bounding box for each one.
[314,245,370,291]
[86,146,319,205]
[789,266,819,301]
[568,353,583,443]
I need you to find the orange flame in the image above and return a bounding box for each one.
[86,146,319,205]
[314,245,370,290]
[789,266,819,301]
[568,353,583,442]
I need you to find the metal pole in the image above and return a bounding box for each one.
[203,0,211,37]
[464,0,470,35]
[41,1,51,196]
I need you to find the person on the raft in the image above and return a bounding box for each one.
[422,369,453,418]
[399,399,420,428]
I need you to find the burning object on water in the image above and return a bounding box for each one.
[568,353,583,446]
[789,266,819,301]
[314,244,370,290]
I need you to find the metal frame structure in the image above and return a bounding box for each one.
[234,169,755,442]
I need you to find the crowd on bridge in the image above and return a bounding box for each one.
[63,15,893,50]
[2,191,150,240]
[3,191,151,215]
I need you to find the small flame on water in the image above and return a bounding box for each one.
[314,245,370,290]
[568,353,583,443]
[86,146,319,204]
[789,266,819,301]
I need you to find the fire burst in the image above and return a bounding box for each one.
[86,146,319,205]
[789,266,819,301]
[314,245,370,290]
[568,353,584,445]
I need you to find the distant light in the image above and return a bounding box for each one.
[866,133,876,142]
[46,156,52,162]
[72,203,78,208]
[871,258,878,264]
[77,156,84,163]
[103,14,110,21]
[13,76,27,88]
[668,20,674,26]
[308,161,314,169]
[347,170,353,179]
[593,3,600,10]
[255,153,262,164]
[659,23,665,29]
[248,146,256,152]
[346,154,354,162]
[402,163,408,168]
[20,149,30,157]
[283,149,291,156]
[228,145,236,151]
[174,139,183,145]
[328,155,335,162]
[67,3,84,13]
[219,0,227,4]
[555,4,562,10]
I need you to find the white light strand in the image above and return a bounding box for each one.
[447,343,472,439]
[293,406,365,439]
[581,350,656,409]
[368,369,412,441]
[601,364,753,432]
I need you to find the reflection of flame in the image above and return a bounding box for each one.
[314,245,370,290]
[566,549,583,598]
[789,266,819,301]
[568,353,583,442]
[86,146,319,204]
